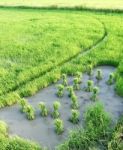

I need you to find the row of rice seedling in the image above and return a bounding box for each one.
[19,97,80,134]
[0,8,104,101]
[1,10,123,110]
[3,10,123,102]
[19,99,35,120]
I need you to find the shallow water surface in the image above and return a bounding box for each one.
[0,66,123,149]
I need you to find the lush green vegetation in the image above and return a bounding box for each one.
[0,8,105,107]
[0,3,123,150]
[116,60,123,97]
[0,9,122,108]
[108,116,123,149]
[57,103,123,150]
[0,121,42,150]
[57,102,112,149]
[0,0,123,10]
[54,118,64,135]
[61,11,123,98]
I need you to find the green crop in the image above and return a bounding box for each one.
[19,98,28,113]
[71,94,79,109]
[85,80,94,92]
[54,119,64,135]
[0,5,122,150]
[73,78,80,90]
[67,86,74,97]
[96,69,103,80]
[62,74,68,86]
[76,72,82,83]
[70,109,80,124]
[52,101,61,118]
[39,102,48,117]
[25,105,35,120]
[107,73,115,85]
[91,87,99,101]
[87,64,93,76]
[57,84,64,97]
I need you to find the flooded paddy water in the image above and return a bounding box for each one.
[0,66,123,149]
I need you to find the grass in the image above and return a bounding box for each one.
[57,102,112,150]
[0,0,123,10]
[0,8,105,107]
[108,116,123,149]
[0,6,123,150]
[61,11,123,96]
[0,121,41,150]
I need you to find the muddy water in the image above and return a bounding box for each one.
[0,66,123,149]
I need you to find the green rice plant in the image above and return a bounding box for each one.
[52,101,61,118]
[85,102,112,139]
[85,80,94,92]
[25,105,35,120]
[58,102,111,150]
[116,76,123,97]
[107,73,115,85]
[67,86,74,97]
[76,72,82,83]
[91,87,99,101]
[0,121,8,138]
[108,116,123,150]
[0,9,105,106]
[73,78,80,90]
[87,64,93,76]
[71,94,79,109]
[6,136,41,150]
[70,109,80,124]
[96,69,103,80]
[56,84,64,97]
[54,119,64,135]
[39,102,48,117]
[19,98,28,113]
[62,74,68,86]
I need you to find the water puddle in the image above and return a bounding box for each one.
[0,66,123,149]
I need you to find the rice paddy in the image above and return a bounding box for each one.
[0,1,123,150]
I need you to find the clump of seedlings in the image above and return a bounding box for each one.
[76,72,82,83]
[62,74,68,86]
[67,86,74,97]
[25,105,35,120]
[57,84,64,97]
[19,98,28,113]
[87,64,93,76]
[91,87,99,101]
[71,94,79,109]
[39,102,48,117]
[70,109,80,124]
[107,73,115,85]
[73,77,80,90]
[54,118,64,134]
[52,101,61,118]
[96,69,103,80]
[85,80,94,92]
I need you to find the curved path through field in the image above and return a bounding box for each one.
[3,16,108,98]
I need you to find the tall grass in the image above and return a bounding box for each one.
[57,102,112,150]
